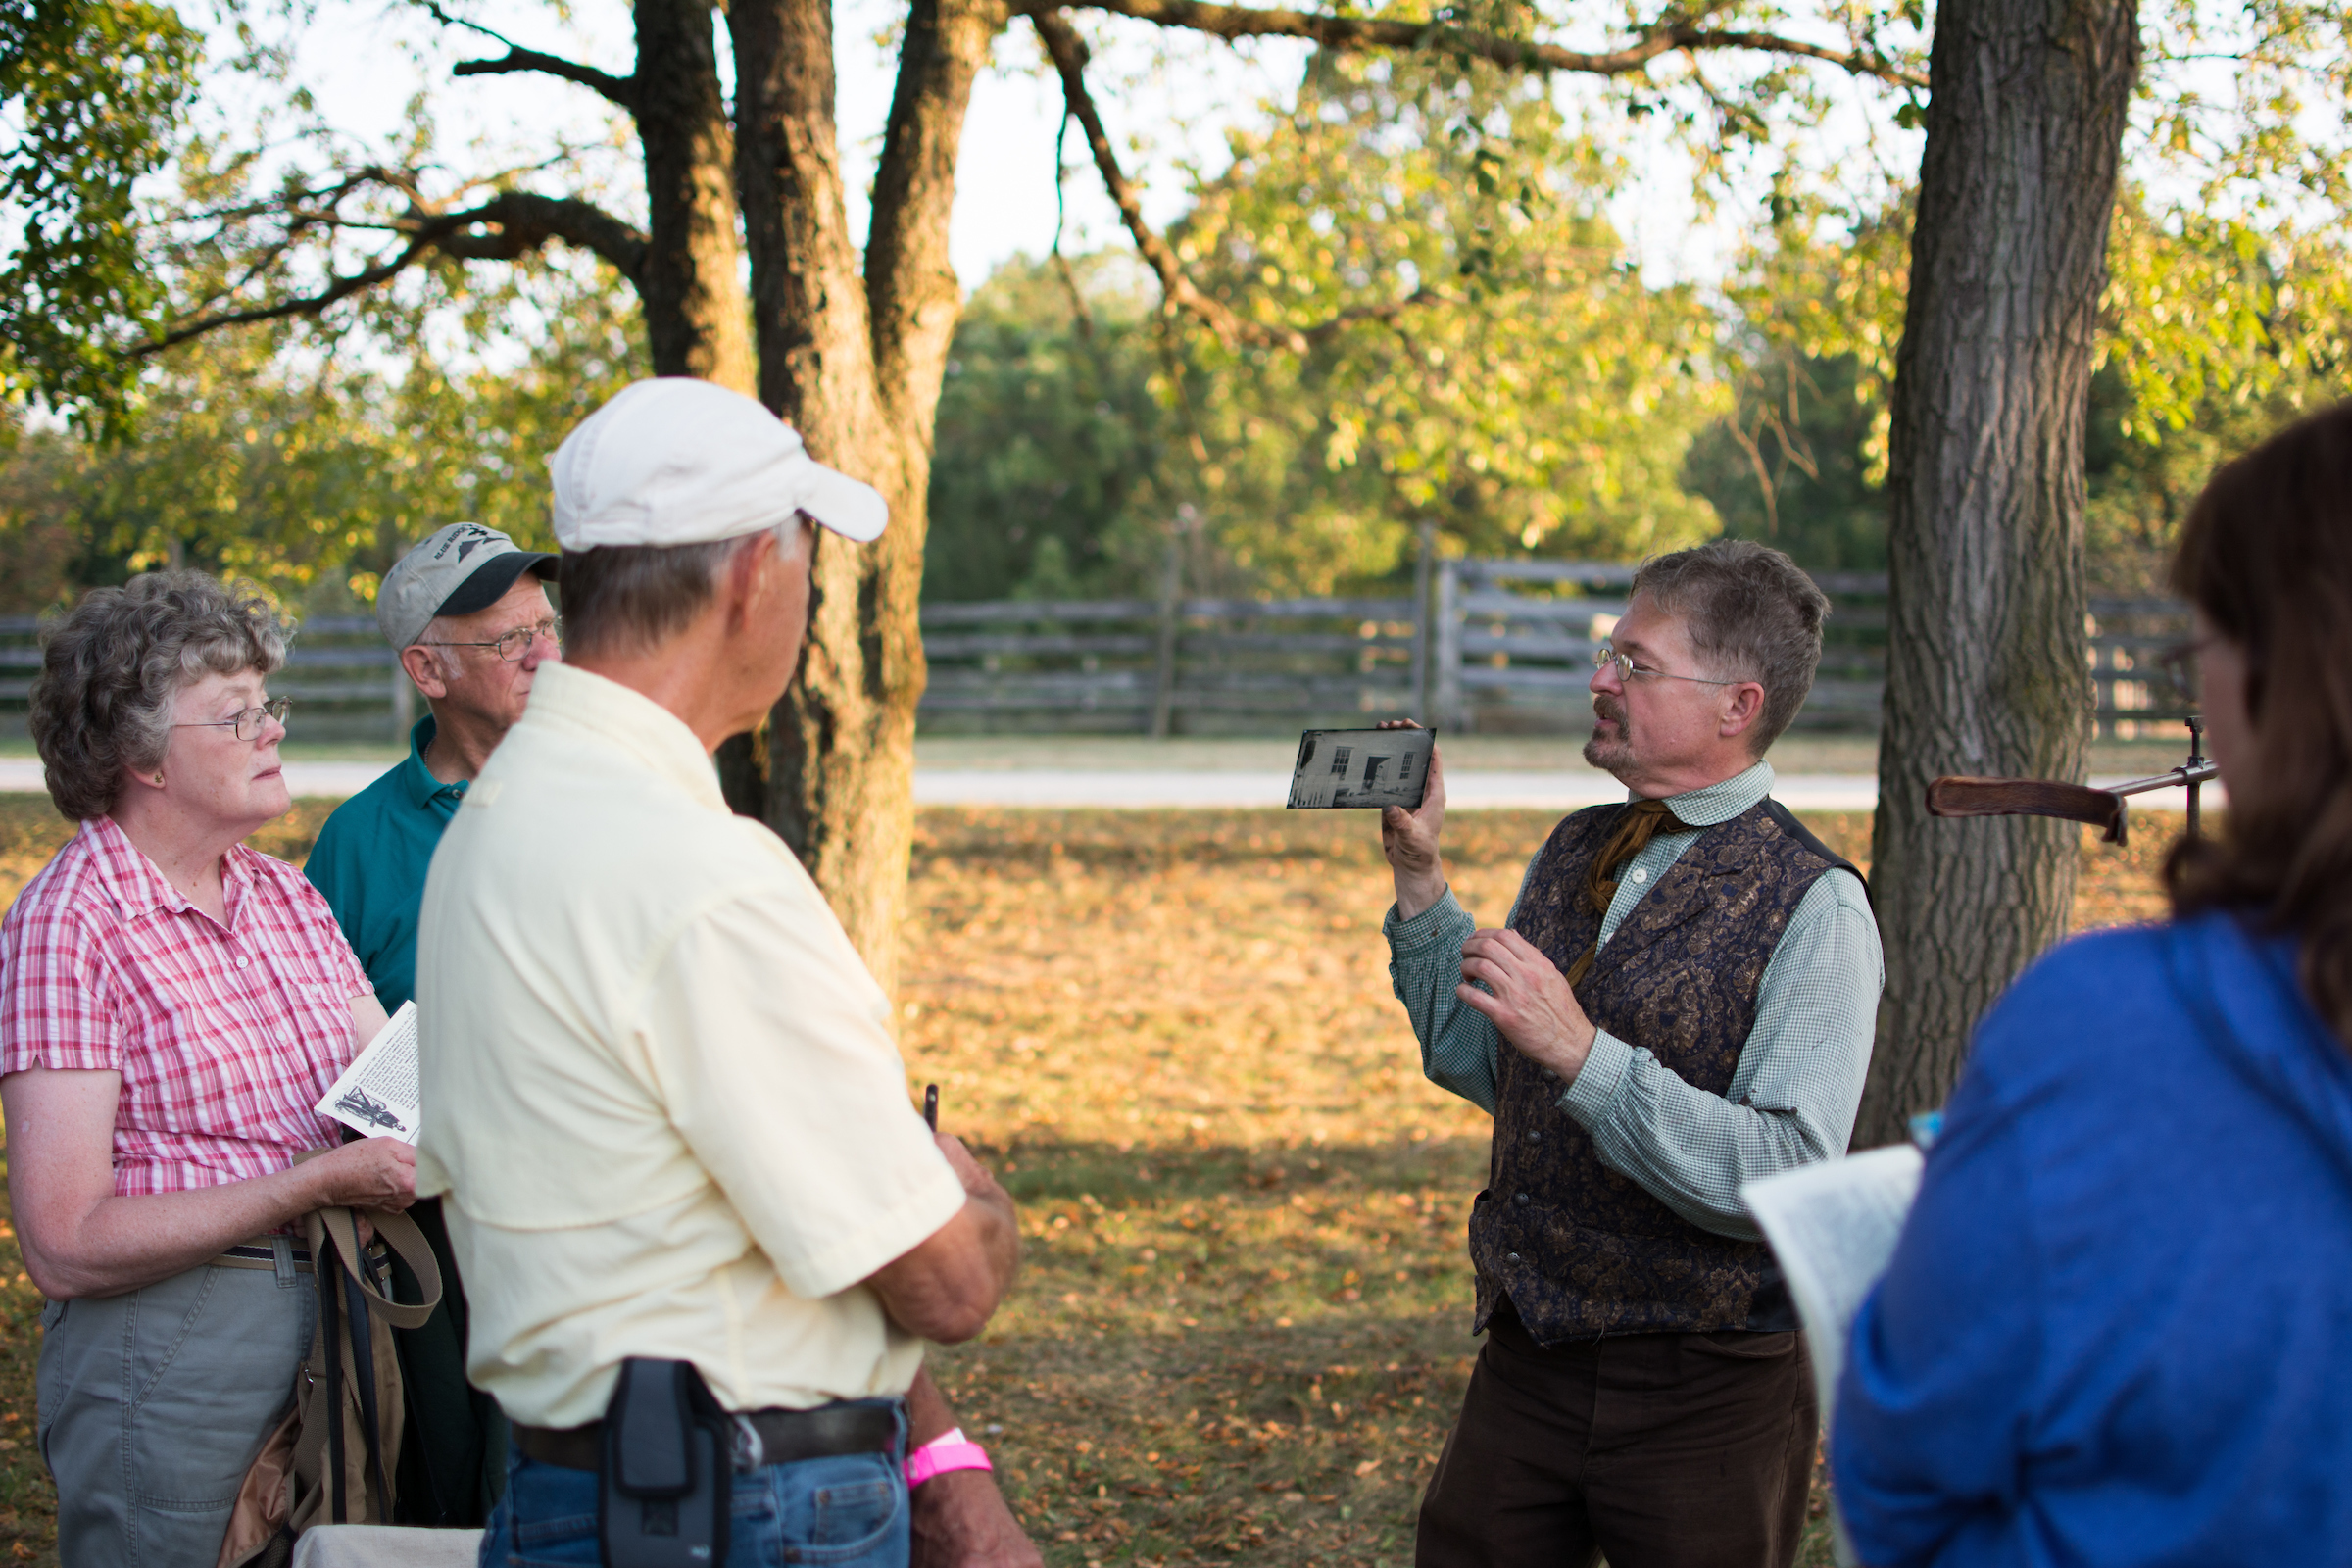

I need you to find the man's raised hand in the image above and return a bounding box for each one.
[1456,927,1600,1085]
[1377,719,1448,919]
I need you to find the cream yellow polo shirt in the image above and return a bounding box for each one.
[413,662,964,1428]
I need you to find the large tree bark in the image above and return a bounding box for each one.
[632,0,757,390]
[727,0,1004,995]
[1855,0,2139,1147]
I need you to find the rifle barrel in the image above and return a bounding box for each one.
[2100,760,2219,799]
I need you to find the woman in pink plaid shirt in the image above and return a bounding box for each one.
[0,573,417,1566]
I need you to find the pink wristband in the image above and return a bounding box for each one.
[905,1429,993,1489]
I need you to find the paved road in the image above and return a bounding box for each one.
[0,759,2209,812]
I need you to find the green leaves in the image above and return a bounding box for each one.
[0,260,645,614]
[1160,53,1726,587]
[0,0,199,433]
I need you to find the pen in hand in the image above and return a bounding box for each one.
[924,1083,939,1132]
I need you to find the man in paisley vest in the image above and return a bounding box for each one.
[1381,540,1883,1568]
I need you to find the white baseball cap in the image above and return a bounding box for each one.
[549,378,889,550]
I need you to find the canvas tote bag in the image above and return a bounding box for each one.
[216,1203,444,1568]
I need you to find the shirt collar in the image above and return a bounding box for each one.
[514,662,727,812]
[1646,759,1776,828]
[400,713,468,809]
[82,813,256,924]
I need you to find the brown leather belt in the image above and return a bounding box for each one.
[514,1401,899,1473]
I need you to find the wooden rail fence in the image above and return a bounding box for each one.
[0,575,2189,742]
[917,563,2193,739]
[0,614,413,744]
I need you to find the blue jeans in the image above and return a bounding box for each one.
[477,1399,909,1568]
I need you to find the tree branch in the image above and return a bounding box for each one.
[136,239,440,354]
[1022,0,1925,88]
[454,48,640,111]
[1034,10,1450,356]
[1032,10,1286,351]
[421,1,641,112]
[136,189,650,356]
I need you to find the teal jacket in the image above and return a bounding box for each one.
[305,716,466,1012]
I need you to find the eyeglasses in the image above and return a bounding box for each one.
[1592,643,1740,687]
[174,698,291,742]
[417,618,563,663]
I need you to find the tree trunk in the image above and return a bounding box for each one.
[727,0,1002,995]
[1855,0,2139,1148]
[632,0,756,392]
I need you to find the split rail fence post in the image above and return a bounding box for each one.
[389,662,414,744]
[1150,509,1189,738]
[1435,558,1465,732]
[1410,521,1435,723]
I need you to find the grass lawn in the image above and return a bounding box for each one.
[0,800,2181,1565]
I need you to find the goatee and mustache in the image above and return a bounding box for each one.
[1584,694,1633,771]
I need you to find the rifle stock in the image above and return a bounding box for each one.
[1925,777,2128,842]
[1925,761,2218,848]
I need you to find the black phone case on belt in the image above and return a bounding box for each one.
[600,1357,731,1568]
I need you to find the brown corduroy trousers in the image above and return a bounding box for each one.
[1415,1305,1817,1568]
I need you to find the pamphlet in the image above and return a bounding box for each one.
[1742,1146,1923,1565]
[317,1000,421,1144]
[1287,727,1436,809]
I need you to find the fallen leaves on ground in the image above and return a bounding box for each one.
[0,799,2186,1566]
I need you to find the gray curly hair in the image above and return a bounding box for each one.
[30,573,290,820]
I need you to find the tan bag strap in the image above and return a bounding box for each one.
[303,1206,442,1330]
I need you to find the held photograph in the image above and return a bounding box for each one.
[1287,728,1437,810]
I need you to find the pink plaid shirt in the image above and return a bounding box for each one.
[0,815,374,1197]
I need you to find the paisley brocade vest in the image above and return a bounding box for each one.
[1468,797,1858,1345]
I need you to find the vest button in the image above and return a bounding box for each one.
[1514,1192,1530,1204]
[1506,1251,1520,1262]
[1527,1130,1541,1142]
[1542,1068,1558,1081]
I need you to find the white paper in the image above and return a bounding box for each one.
[1743,1144,1922,1427]
[1743,1146,1924,1565]
[317,1000,420,1144]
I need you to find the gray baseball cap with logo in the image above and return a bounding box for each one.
[375,523,559,651]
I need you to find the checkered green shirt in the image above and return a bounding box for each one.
[1385,760,1883,1241]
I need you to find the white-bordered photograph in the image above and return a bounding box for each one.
[1286,727,1436,809]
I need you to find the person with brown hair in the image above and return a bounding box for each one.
[1382,538,1883,1567]
[1832,401,2352,1564]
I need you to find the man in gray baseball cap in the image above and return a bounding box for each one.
[304,520,561,1527]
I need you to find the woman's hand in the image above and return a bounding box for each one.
[2,1066,420,1298]
[305,1137,418,1212]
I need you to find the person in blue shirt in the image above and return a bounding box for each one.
[1832,401,2352,1567]
[306,522,563,1528]
[308,523,563,1015]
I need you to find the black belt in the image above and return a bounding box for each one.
[514,1401,898,1473]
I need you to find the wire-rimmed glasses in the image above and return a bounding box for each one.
[1591,643,1741,687]
[173,698,291,742]
[417,617,563,663]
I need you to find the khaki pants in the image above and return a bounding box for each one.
[1416,1303,1817,1568]
[38,1254,316,1567]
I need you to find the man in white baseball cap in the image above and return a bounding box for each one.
[416,379,1034,1568]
